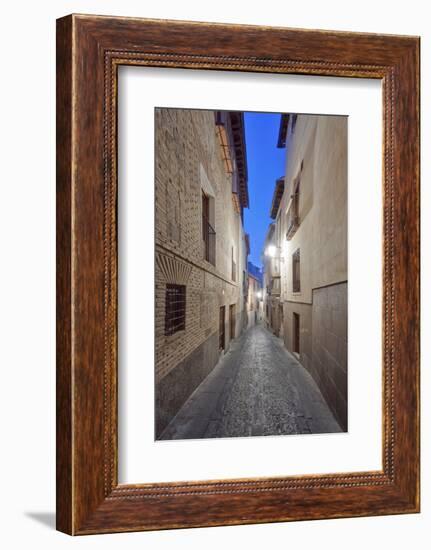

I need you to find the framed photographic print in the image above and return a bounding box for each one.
[56,14,420,534]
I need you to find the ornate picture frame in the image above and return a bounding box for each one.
[56,14,420,534]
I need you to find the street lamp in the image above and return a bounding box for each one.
[266,244,277,258]
[256,290,262,300]
[265,244,284,261]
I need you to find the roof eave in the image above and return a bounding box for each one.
[229,112,249,208]
[277,113,289,148]
[269,177,285,219]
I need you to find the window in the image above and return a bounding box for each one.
[286,176,300,240]
[202,191,216,265]
[202,191,209,238]
[270,276,281,295]
[294,179,300,211]
[164,284,186,336]
[292,249,300,293]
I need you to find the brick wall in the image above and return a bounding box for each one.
[155,108,247,435]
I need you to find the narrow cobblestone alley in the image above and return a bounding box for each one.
[159,324,342,440]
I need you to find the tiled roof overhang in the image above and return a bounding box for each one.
[277,113,289,148]
[229,111,249,208]
[270,177,285,219]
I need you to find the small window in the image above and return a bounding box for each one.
[293,179,300,217]
[202,191,209,240]
[286,175,300,240]
[292,249,300,293]
[202,191,216,265]
[165,284,186,336]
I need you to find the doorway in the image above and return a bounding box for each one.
[293,312,300,354]
[229,304,236,340]
[219,306,225,351]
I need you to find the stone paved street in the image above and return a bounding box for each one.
[159,324,342,440]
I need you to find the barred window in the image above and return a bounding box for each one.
[286,176,300,241]
[165,284,186,336]
[202,191,216,266]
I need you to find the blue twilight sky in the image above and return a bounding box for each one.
[243,112,287,268]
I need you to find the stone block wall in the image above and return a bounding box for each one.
[283,282,347,431]
[311,282,347,430]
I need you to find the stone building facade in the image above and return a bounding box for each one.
[155,108,249,438]
[263,114,348,430]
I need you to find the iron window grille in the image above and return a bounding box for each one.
[202,216,216,265]
[164,284,186,336]
[286,179,300,240]
[202,191,216,266]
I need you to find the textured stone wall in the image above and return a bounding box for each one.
[155,108,247,433]
[283,282,347,431]
[311,282,347,430]
[283,301,312,374]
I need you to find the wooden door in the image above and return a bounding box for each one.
[219,306,225,351]
[293,312,300,354]
[229,304,236,340]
